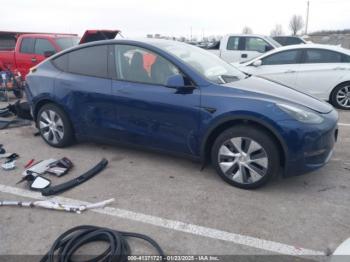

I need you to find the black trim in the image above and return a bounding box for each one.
[41,158,108,196]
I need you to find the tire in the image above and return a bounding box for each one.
[211,125,280,189]
[330,83,350,110]
[37,103,74,148]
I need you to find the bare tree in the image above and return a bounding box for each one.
[270,24,284,36]
[289,15,304,36]
[242,26,253,34]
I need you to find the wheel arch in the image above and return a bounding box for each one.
[33,99,74,133]
[201,116,287,169]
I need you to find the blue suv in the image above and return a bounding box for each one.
[26,39,338,189]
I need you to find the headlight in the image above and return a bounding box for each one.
[277,103,324,124]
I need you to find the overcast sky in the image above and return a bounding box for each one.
[1,0,349,38]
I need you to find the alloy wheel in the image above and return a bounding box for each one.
[39,110,64,145]
[218,137,268,184]
[336,85,350,108]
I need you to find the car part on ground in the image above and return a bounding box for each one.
[20,159,58,179]
[0,118,32,130]
[37,103,74,147]
[1,160,16,170]
[1,152,19,170]
[46,157,73,177]
[40,225,164,262]
[0,199,114,214]
[41,158,108,196]
[30,175,51,190]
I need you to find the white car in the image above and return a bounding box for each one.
[236,44,350,109]
[206,34,281,63]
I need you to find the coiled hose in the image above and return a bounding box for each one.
[40,225,165,262]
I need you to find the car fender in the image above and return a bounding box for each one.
[199,112,289,165]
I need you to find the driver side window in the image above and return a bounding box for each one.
[245,37,271,53]
[114,45,180,85]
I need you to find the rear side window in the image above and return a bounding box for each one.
[342,55,350,62]
[67,45,108,78]
[20,38,35,54]
[34,39,55,55]
[227,37,240,50]
[52,54,68,71]
[304,49,342,63]
[262,50,300,65]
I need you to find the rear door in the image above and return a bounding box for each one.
[295,48,350,99]
[244,49,302,87]
[52,44,115,138]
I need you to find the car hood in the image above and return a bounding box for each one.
[223,76,333,114]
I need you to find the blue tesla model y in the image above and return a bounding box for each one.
[26,39,338,189]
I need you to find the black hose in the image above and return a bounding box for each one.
[40,225,165,262]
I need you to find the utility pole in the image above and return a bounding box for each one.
[305,0,310,35]
[190,27,192,42]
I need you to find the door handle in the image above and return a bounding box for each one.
[31,57,37,63]
[333,67,346,70]
[241,54,248,58]
[285,70,296,73]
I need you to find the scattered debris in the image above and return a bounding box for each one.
[0,198,114,214]
[41,158,108,196]
[1,160,16,170]
[41,224,164,262]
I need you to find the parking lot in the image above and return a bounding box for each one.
[0,97,349,261]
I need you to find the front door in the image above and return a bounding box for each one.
[110,44,201,155]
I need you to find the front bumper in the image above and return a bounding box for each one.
[282,109,338,177]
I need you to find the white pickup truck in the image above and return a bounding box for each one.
[206,34,282,63]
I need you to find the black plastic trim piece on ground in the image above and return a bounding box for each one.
[41,158,108,196]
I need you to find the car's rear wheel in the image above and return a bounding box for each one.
[331,83,350,110]
[211,125,280,189]
[37,104,74,147]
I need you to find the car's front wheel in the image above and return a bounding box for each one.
[37,104,74,147]
[211,125,280,189]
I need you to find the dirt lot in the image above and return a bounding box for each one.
[0,96,349,261]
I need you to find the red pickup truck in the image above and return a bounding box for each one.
[0,30,119,78]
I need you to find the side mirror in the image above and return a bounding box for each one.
[166,74,185,88]
[30,176,51,191]
[44,51,55,58]
[252,60,262,67]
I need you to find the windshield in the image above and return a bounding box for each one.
[56,37,80,50]
[152,40,246,84]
